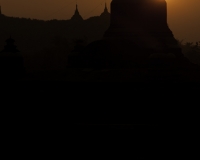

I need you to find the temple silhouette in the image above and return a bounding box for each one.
[69,0,190,68]
[2,37,19,53]
[0,1,197,74]
[0,1,199,129]
[104,0,183,65]
[0,37,24,77]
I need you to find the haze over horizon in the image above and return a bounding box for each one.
[0,0,199,42]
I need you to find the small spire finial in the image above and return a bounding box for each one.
[71,0,83,21]
[104,1,108,13]
[76,0,78,11]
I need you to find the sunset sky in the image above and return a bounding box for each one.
[0,0,199,42]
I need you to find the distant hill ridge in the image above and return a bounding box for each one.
[0,3,110,21]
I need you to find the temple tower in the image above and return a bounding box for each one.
[103,0,182,65]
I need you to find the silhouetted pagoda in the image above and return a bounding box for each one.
[0,37,24,77]
[69,0,191,68]
[2,37,19,53]
[105,0,185,65]
[68,3,110,67]
[70,4,83,22]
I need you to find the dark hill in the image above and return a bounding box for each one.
[0,15,110,72]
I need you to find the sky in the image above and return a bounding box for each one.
[0,0,200,42]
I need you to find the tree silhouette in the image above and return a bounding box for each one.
[179,40,200,65]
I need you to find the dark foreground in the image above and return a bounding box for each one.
[1,66,200,129]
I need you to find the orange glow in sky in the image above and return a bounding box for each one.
[0,0,199,42]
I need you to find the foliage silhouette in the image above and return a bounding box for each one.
[179,40,200,65]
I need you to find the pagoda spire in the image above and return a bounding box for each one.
[75,0,79,13]
[75,1,80,14]
[76,3,78,12]
[104,2,108,13]
[70,1,83,21]
[100,1,110,18]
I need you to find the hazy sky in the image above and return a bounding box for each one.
[0,0,200,42]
